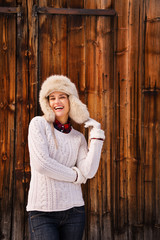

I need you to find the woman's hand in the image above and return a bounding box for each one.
[84,118,101,129]
[72,167,87,184]
[84,118,105,140]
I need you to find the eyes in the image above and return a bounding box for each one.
[49,95,68,101]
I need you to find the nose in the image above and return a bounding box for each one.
[54,97,61,104]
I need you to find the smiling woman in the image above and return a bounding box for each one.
[49,92,70,124]
[26,75,105,240]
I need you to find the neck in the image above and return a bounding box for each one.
[56,117,68,125]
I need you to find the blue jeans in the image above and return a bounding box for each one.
[28,206,85,240]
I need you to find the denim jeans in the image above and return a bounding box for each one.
[28,206,85,240]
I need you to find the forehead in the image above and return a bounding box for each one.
[49,91,67,97]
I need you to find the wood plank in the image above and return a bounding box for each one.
[97,15,114,239]
[67,13,86,136]
[38,1,65,84]
[113,0,130,234]
[38,14,52,84]
[38,2,68,86]
[28,0,39,119]
[68,0,84,9]
[143,0,160,232]
[95,12,114,240]
[84,5,115,237]
[0,6,19,13]
[67,15,85,100]
[24,1,39,239]
[85,14,101,240]
[100,1,116,239]
[0,14,16,240]
[50,15,67,75]
[135,0,145,230]
[11,0,29,239]
[127,1,145,236]
[37,7,116,16]
[67,1,87,238]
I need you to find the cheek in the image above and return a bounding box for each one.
[67,100,70,112]
[49,101,54,110]
[49,101,51,107]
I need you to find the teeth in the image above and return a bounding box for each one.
[55,107,63,110]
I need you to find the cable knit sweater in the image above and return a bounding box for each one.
[26,116,103,212]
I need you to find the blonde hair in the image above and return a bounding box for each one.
[43,115,58,149]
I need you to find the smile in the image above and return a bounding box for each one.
[54,106,64,110]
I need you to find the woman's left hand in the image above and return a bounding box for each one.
[84,118,105,140]
[84,118,101,129]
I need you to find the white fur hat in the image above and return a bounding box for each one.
[39,75,90,124]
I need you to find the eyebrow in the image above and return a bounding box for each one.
[49,93,67,98]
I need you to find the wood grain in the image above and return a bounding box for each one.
[0,0,160,239]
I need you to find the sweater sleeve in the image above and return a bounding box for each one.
[28,117,77,182]
[76,134,104,179]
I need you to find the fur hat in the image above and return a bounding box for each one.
[39,75,89,124]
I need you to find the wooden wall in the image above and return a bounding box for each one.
[0,0,160,239]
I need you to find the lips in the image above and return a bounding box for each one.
[54,106,64,110]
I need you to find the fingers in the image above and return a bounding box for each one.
[84,118,101,129]
[72,167,87,184]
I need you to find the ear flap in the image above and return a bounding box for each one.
[69,95,89,124]
[40,96,55,122]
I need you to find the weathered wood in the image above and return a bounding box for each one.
[38,0,68,86]
[127,2,145,239]
[0,14,16,240]
[37,7,116,16]
[24,0,39,239]
[0,7,19,13]
[113,1,129,238]
[143,0,160,234]
[67,4,87,239]
[11,0,29,239]
[28,0,39,119]
[0,0,160,239]
[67,13,86,135]
[85,13,100,240]
[100,15,114,240]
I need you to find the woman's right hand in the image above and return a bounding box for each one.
[72,167,87,184]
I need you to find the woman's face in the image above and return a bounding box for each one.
[49,91,70,124]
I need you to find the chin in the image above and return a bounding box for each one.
[55,113,69,122]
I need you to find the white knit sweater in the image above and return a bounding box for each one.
[26,116,103,212]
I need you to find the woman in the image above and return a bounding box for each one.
[27,75,105,240]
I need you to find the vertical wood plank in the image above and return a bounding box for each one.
[96,15,114,240]
[0,14,16,240]
[39,0,68,87]
[85,14,101,240]
[127,1,145,240]
[100,14,115,240]
[0,0,16,6]
[100,1,115,239]
[12,0,29,239]
[24,1,39,239]
[113,0,130,239]
[39,0,54,82]
[67,14,85,132]
[67,1,87,238]
[143,1,160,238]
[28,0,39,119]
